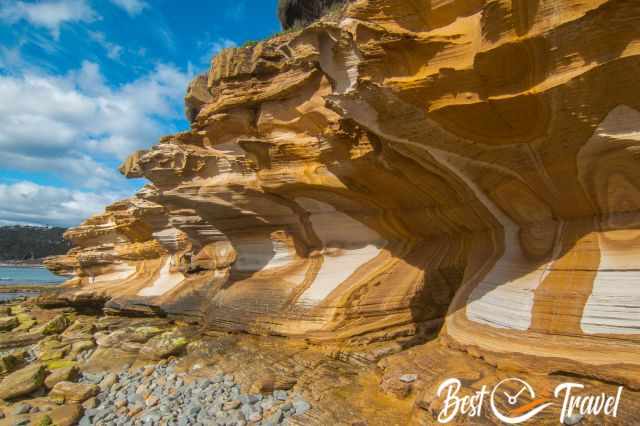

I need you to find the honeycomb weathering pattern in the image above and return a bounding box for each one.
[45,0,640,386]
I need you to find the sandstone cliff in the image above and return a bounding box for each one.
[45,0,640,416]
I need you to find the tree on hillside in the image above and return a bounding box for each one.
[0,226,70,261]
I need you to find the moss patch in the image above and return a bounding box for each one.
[46,359,77,370]
[0,354,18,374]
[10,305,24,315]
[42,315,72,335]
[37,415,53,426]
[173,337,188,347]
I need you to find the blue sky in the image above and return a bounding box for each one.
[0,0,280,227]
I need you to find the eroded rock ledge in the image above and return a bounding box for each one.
[45,0,640,404]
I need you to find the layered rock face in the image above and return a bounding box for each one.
[46,0,640,387]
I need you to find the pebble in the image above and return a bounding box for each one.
[13,402,30,415]
[187,403,201,415]
[269,409,284,423]
[146,395,159,407]
[399,374,418,383]
[293,397,311,415]
[141,411,162,423]
[83,397,98,409]
[273,390,288,401]
[83,372,105,384]
[74,360,310,426]
[248,412,262,422]
[128,404,144,416]
[260,399,274,410]
[564,414,584,425]
[98,373,117,391]
[223,400,241,411]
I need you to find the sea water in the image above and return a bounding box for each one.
[0,266,65,285]
[0,266,64,302]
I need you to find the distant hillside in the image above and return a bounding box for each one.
[0,226,70,261]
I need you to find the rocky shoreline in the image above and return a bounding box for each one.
[0,302,313,426]
[0,298,414,426]
[0,293,637,425]
[0,285,58,294]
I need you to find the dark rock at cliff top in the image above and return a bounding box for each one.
[277,0,345,29]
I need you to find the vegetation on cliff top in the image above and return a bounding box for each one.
[240,1,346,48]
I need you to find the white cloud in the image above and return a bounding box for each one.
[0,11,192,226]
[0,0,97,39]
[0,152,122,190]
[0,60,188,222]
[110,0,148,16]
[0,62,191,176]
[0,181,126,227]
[88,31,123,60]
